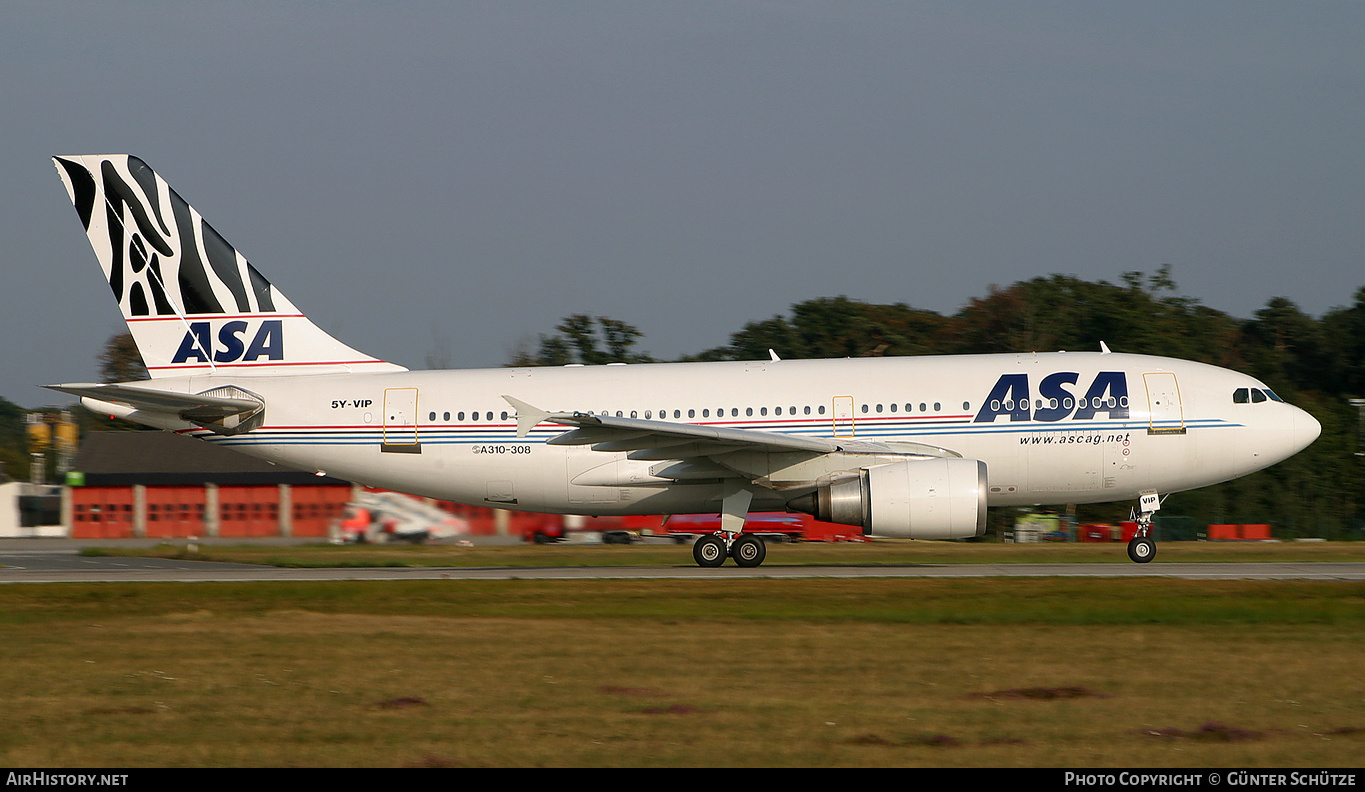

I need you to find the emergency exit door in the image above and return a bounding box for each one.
[1143,372,1185,435]
[832,396,855,437]
[382,387,422,453]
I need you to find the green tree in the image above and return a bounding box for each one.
[1321,286,1365,396]
[509,315,654,366]
[0,396,27,481]
[99,332,147,383]
[83,332,153,433]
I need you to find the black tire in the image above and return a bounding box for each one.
[693,535,728,567]
[731,534,767,568]
[1127,536,1156,564]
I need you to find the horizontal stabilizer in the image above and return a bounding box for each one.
[46,382,265,435]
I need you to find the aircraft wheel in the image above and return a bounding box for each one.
[693,535,728,567]
[731,534,766,568]
[1127,536,1156,564]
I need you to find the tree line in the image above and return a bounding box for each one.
[515,269,1365,538]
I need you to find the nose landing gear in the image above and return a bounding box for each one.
[1127,490,1161,564]
[1127,533,1156,563]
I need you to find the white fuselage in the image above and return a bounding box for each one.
[96,351,1321,518]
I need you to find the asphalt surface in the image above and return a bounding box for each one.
[1,542,1362,582]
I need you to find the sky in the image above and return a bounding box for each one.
[3,2,1363,407]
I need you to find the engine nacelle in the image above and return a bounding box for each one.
[788,458,988,539]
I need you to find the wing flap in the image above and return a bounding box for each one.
[502,395,963,482]
[503,395,838,455]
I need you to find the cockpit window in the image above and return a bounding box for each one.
[1235,387,1281,404]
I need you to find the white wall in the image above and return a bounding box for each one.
[0,482,67,538]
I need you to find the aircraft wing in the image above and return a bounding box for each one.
[502,395,960,490]
[46,382,265,434]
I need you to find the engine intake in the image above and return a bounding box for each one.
[788,458,987,539]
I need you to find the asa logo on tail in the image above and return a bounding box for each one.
[172,320,284,364]
[974,371,1130,423]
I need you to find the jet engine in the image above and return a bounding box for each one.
[788,458,987,539]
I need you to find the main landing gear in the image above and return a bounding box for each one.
[1127,490,1160,564]
[693,532,767,568]
[692,483,767,568]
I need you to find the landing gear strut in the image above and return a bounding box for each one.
[1127,490,1160,564]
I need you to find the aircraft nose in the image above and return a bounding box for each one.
[1294,407,1322,453]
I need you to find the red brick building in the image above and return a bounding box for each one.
[67,432,355,539]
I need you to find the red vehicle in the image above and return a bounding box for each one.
[623,512,864,543]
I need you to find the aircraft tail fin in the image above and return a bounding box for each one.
[53,155,405,378]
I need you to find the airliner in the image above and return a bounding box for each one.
[48,155,1321,567]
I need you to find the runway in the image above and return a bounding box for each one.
[1,548,1362,583]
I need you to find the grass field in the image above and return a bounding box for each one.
[1,550,1362,767]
